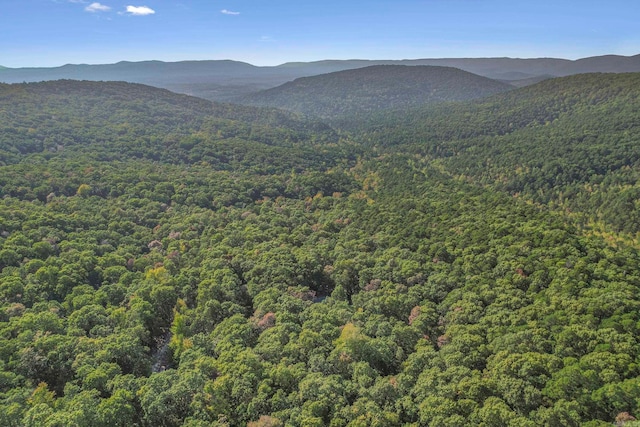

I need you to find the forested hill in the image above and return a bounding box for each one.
[2,78,640,426]
[0,80,341,170]
[359,72,640,235]
[236,65,513,119]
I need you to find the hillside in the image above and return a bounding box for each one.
[1,79,640,426]
[2,54,640,101]
[0,80,339,171]
[236,65,513,119]
[358,72,640,234]
[498,74,553,88]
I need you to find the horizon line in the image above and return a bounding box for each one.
[2,52,640,70]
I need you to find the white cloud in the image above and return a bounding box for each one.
[126,5,155,15]
[85,2,111,12]
[221,9,240,15]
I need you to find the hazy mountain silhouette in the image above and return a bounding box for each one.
[1,54,639,101]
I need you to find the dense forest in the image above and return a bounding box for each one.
[1,76,640,427]
[236,65,513,119]
[355,73,640,236]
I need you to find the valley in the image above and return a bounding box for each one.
[0,64,639,426]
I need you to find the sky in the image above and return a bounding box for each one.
[1,0,639,68]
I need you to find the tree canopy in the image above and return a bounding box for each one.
[1,76,640,426]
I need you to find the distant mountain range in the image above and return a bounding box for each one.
[1,54,639,101]
[276,54,640,80]
[0,60,282,100]
[236,65,513,119]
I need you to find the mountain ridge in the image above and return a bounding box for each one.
[236,65,513,119]
[1,53,639,101]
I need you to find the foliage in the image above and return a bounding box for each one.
[238,65,512,120]
[357,72,640,235]
[1,78,640,426]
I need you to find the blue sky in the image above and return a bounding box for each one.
[1,0,639,68]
